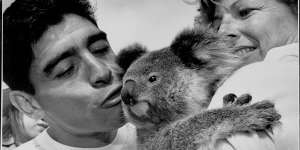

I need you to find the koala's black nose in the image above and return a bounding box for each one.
[121,80,138,106]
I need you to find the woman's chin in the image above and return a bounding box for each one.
[238,48,264,65]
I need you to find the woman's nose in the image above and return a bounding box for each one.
[218,14,240,39]
[89,60,112,88]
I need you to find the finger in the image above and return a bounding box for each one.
[223,93,237,106]
[235,94,252,105]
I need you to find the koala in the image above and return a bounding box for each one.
[117,28,281,150]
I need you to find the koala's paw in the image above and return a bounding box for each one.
[223,93,252,107]
[238,100,281,131]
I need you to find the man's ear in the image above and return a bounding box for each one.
[117,43,147,71]
[9,90,45,120]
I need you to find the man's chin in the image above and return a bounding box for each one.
[240,49,264,65]
[98,103,127,130]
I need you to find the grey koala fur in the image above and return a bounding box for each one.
[117,28,281,150]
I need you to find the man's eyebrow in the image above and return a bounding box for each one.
[43,49,75,74]
[87,31,107,46]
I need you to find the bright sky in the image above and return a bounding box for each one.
[94,0,198,52]
[3,0,198,53]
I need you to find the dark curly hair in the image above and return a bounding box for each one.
[3,0,97,94]
[280,0,298,15]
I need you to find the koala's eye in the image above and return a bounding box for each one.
[148,76,157,83]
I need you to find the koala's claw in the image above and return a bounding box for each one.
[234,94,252,105]
[223,93,252,106]
[241,100,281,131]
[250,100,275,109]
[223,93,237,106]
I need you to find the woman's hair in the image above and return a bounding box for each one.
[2,104,14,143]
[194,0,298,25]
[2,89,35,146]
[2,104,32,146]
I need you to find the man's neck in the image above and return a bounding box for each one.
[47,126,118,148]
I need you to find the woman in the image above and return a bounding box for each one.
[195,0,297,63]
[2,88,48,149]
[194,0,298,149]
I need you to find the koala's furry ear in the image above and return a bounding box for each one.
[170,28,240,68]
[117,43,147,70]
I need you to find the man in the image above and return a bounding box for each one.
[3,0,137,149]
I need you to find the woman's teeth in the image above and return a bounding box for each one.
[235,47,255,56]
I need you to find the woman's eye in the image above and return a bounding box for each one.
[238,8,255,18]
[148,76,157,83]
[55,65,75,78]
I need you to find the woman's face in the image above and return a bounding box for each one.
[210,0,298,63]
[22,115,48,138]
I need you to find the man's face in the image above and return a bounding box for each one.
[29,14,125,134]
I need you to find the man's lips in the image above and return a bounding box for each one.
[101,85,122,108]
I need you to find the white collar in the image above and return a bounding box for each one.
[33,130,121,150]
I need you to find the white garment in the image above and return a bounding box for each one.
[209,43,299,150]
[2,82,9,90]
[14,123,137,150]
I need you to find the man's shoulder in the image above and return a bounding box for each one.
[14,130,49,150]
[13,140,38,150]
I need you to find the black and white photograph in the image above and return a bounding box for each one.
[1,0,299,150]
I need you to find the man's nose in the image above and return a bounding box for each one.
[88,60,112,88]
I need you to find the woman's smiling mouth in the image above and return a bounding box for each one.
[234,46,257,56]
